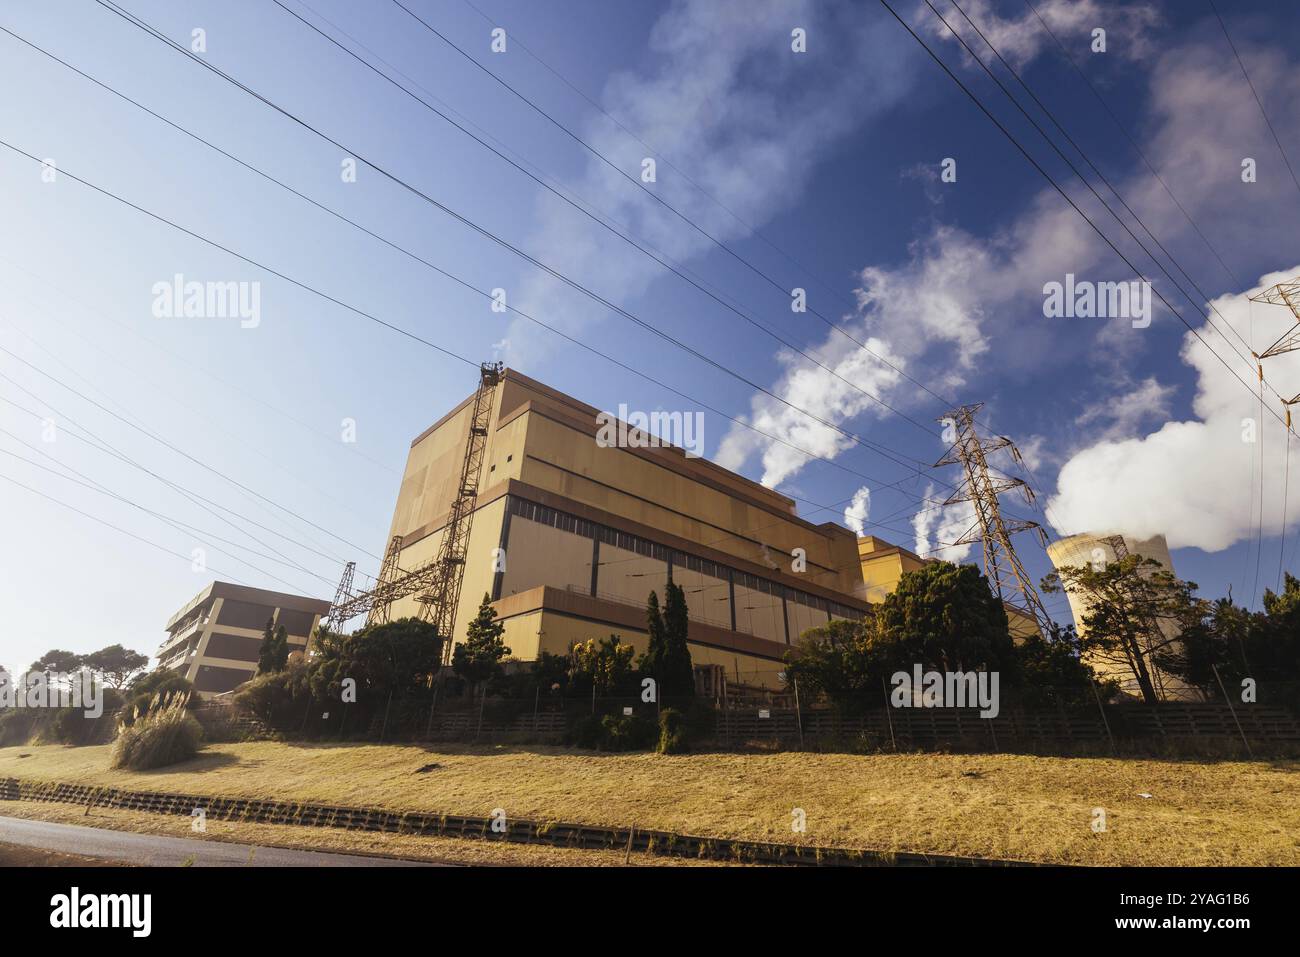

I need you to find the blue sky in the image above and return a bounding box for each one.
[1,0,1298,676]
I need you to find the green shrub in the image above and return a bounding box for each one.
[232,663,310,728]
[565,713,655,751]
[656,708,689,754]
[599,713,655,751]
[566,714,604,749]
[49,691,123,746]
[110,693,202,770]
[0,689,123,746]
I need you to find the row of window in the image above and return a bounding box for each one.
[501,497,864,641]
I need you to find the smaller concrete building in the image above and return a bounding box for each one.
[157,582,330,695]
[857,535,929,603]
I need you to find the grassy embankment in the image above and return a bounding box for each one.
[1,742,1296,865]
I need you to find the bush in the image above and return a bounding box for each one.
[49,689,123,746]
[600,713,655,751]
[565,712,656,751]
[0,689,123,746]
[110,693,202,770]
[566,715,604,749]
[656,708,689,754]
[232,662,311,729]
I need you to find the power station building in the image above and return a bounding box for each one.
[379,370,872,687]
[157,582,330,695]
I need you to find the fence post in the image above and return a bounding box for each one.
[793,678,805,750]
[533,685,540,732]
[1089,677,1117,756]
[476,686,487,743]
[379,690,393,743]
[881,677,897,752]
[1212,664,1253,758]
[426,682,440,740]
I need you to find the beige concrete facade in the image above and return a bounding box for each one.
[857,535,929,603]
[1046,532,1198,700]
[381,370,873,688]
[157,582,330,696]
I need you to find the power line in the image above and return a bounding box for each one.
[79,2,1059,529]
[0,250,398,478]
[0,341,376,561]
[929,0,1267,394]
[1207,0,1300,201]
[1021,0,1245,291]
[0,33,973,526]
[77,2,964,489]
[0,383,346,584]
[0,436,329,591]
[0,307,383,545]
[266,0,944,455]
[447,0,1042,464]
[370,0,960,429]
[879,0,1289,438]
[0,468,259,589]
[947,0,1258,363]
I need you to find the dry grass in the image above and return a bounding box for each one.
[1,742,1297,865]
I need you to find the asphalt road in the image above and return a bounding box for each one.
[0,815,442,867]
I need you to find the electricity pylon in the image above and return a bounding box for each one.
[416,362,502,664]
[325,362,504,665]
[366,535,405,627]
[936,403,1051,635]
[1249,275,1300,360]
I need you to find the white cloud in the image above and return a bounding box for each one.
[1048,267,1300,551]
[911,481,977,561]
[923,0,1160,69]
[843,486,872,536]
[1074,375,1177,443]
[714,19,1300,508]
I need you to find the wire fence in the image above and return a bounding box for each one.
[217,677,1300,757]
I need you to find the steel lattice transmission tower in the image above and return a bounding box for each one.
[417,362,503,665]
[1249,275,1300,410]
[322,362,504,664]
[936,403,1051,635]
[366,535,405,628]
[323,560,356,635]
[1249,275,1300,362]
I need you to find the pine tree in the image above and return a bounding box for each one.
[256,618,289,675]
[639,590,667,680]
[452,594,512,688]
[639,586,694,699]
[661,582,695,698]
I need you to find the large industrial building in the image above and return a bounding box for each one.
[157,582,331,695]
[156,372,1053,697]
[378,369,872,688]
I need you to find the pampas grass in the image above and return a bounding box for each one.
[110,692,202,770]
